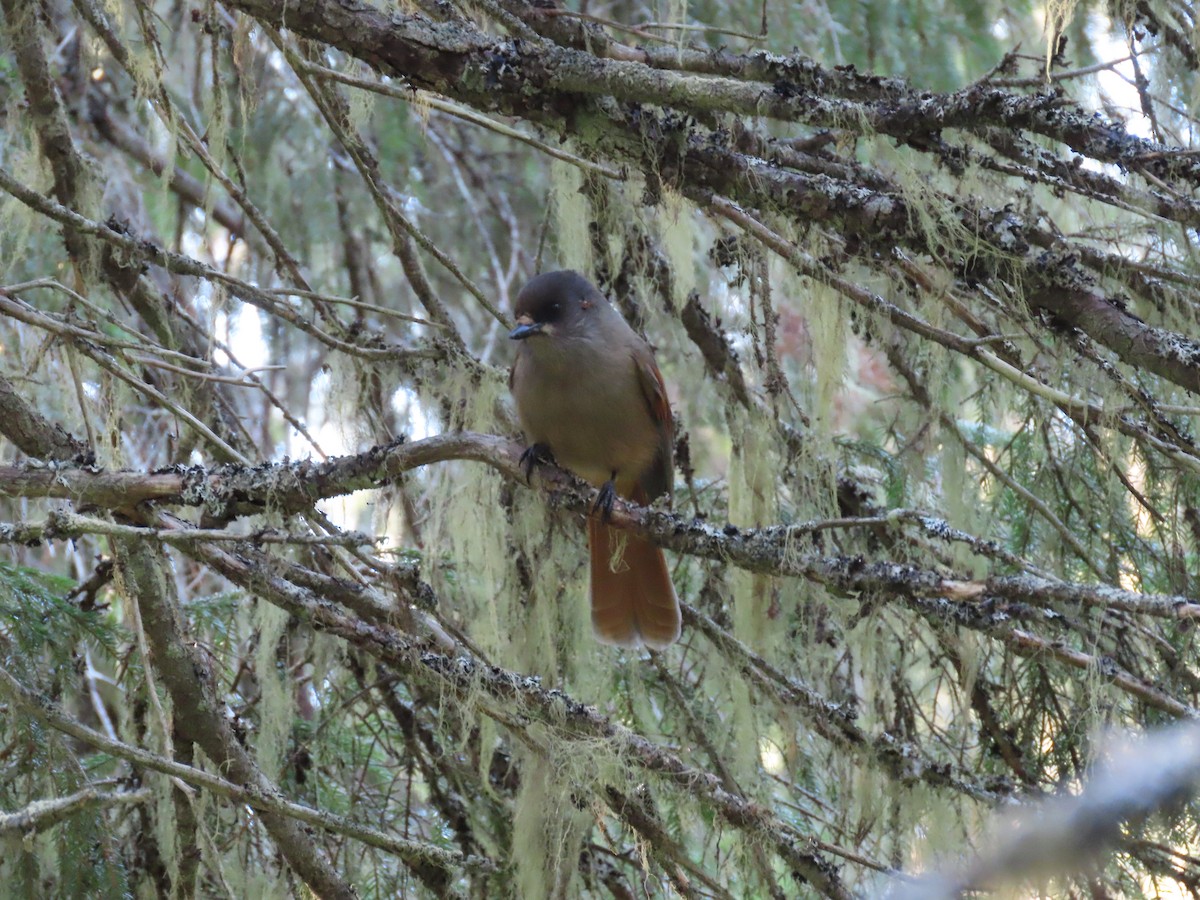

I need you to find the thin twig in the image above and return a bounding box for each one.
[0,663,494,877]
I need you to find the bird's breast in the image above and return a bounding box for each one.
[512,340,660,491]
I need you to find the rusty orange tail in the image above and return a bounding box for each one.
[588,515,680,649]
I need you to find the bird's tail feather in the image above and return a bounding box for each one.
[588,509,680,649]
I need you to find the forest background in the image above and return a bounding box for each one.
[2,0,1200,897]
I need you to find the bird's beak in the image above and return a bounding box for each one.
[509,316,544,340]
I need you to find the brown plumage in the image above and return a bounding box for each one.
[509,271,681,649]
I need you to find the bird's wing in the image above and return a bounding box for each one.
[632,347,674,502]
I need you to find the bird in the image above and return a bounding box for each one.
[508,270,681,649]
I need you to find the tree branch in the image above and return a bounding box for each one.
[0,663,491,883]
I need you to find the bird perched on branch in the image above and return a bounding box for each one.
[509,270,681,649]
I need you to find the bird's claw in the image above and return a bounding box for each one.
[593,479,617,523]
[519,443,555,482]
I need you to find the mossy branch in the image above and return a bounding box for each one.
[2,430,1197,624]
[0,664,491,887]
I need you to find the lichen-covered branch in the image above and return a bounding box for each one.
[184,533,853,898]
[0,663,490,884]
[216,0,1200,397]
[0,787,150,836]
[4,430,1198,626]
[4,0,1200,894]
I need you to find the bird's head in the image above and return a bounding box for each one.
[509,270,604,342]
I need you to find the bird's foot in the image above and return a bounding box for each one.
[593,477,617,523]
[519,443,555,482]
